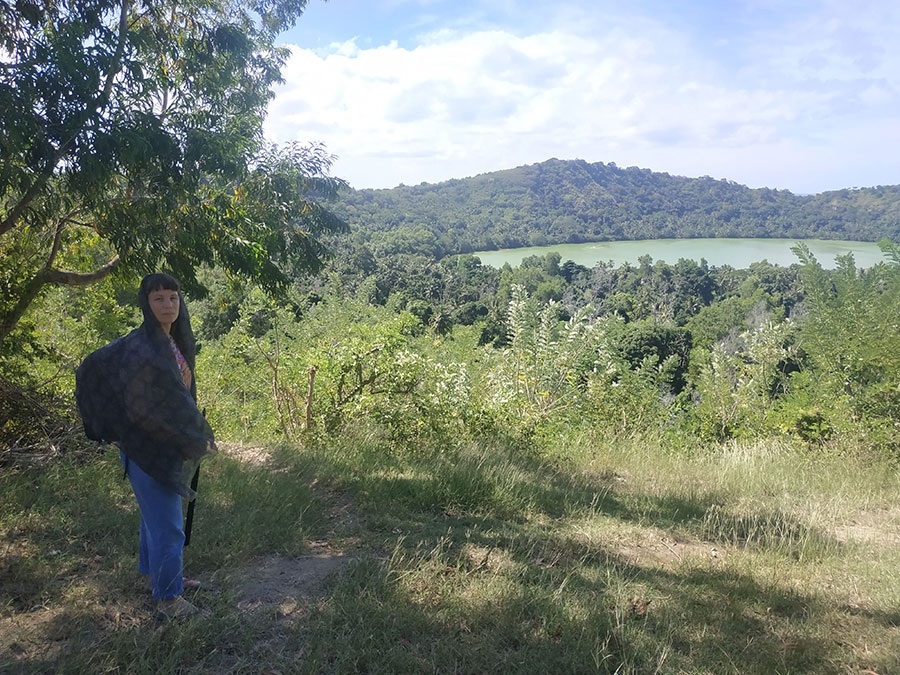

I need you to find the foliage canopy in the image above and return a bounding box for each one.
[0,0,345,343]
[333,158,900,258]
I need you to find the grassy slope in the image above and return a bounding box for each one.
[2,428,899,674]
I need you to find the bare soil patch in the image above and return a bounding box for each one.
[218,440,275,467]
[611,529,720,568]
[227,553,355,615]
[0,582,153,668]
[832,507,900,545]
[218,442,360,616]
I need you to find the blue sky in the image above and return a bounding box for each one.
[264,0,900,193]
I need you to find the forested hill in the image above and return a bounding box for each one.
[333,158,900,258]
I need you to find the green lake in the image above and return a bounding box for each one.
[471,238,887,270]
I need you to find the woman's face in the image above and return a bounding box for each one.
[148,288,180,332]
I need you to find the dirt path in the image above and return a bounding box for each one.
[216,442,359,617]
[0,443,361,670]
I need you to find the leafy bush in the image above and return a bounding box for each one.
[689,320,797,441]
[789,243,900,450]
[196,293,475,448]
[483,285,603,435]
[585,351,678,435]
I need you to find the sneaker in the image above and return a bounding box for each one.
[156,596,201,620]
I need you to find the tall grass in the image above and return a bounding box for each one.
[3,426,899,673]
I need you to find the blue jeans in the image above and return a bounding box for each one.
[121,451,185,601]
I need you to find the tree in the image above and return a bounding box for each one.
[792,241,900,422]
[0,0,344,344]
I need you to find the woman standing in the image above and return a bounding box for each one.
[76,273,216,619]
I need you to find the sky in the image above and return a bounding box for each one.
[264,0,900,194]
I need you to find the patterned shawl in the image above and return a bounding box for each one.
[75,283,216,499]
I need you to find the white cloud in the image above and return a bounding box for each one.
[264,4,900,192]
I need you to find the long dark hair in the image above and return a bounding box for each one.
[137,273,197,396]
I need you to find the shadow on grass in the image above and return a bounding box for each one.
[324,437,844,562]
[0,455,135,613]
[187,449,327,568]
[300,546,837,674]
[2,438,889,674]
[0,445,330,673]
[287,438,874,674]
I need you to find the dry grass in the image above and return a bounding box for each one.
[2,430,900,673]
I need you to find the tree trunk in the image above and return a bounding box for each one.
[0,255,120,345]
[0,0,132,240]
[0,271,50,345]
[305,366,317,431]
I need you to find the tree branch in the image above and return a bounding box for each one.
[0,0,132,238]
[44,255,121,286]
[0,178,46,237]
[95,0,132,116]
[45,217,66,270]
[65,219,95,228]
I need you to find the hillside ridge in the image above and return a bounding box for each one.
[333,158,900,257]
